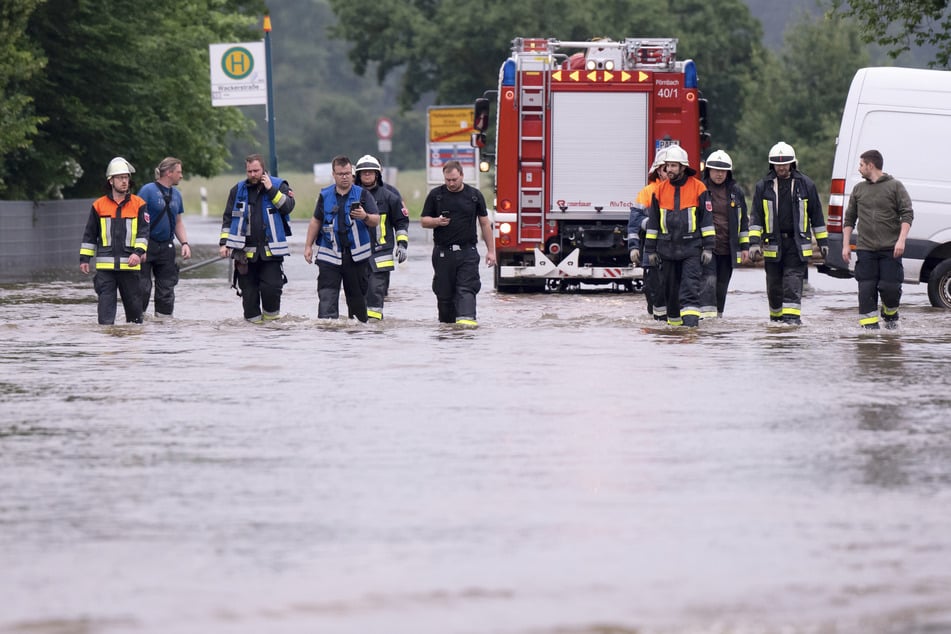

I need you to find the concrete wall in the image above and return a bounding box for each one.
[0,199,93,282]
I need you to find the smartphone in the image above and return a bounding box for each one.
[440,210,451,218]
[350,202,361,212]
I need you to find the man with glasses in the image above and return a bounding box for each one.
[304,155,380,321]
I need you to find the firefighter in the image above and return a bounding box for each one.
[628,147,669,320]
[303,155,380,322]
[354,154,409,320]
[420,160,496,325]
[219,153,296,323]
[643,145,714,328]
[748,142,828,325]
[79,157,149,325]
[699,150,749,318]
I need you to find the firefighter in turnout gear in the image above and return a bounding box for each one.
[699,150,749,318]
[643,145,714,327]
[354,154,409,320]
[79,157,149,325]
[628,147,669,319]
[219,154,296,323]
[420,160,496,325]
[749,142,828,325]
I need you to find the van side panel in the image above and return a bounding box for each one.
[828,67,951,285]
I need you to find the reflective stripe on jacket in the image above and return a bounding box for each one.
[750,170,828,262]
[316,184,373,265]
[644,176,715,260]
[225,177,291,257]
[80,194,149,270]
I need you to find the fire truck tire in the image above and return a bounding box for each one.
[927,258,951,309]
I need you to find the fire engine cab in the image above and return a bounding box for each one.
[472,37,710,291]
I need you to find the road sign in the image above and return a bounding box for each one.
[376,117,394,140]
[427,106,475,143]
[209,42,267,106]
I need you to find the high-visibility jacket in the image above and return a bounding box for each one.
[79,194,149,270]
[750,170,828,261]
[644,176,715,260]
[367,182,409,272]
[315,184,373,265]
[223,177,292,258]
[627,181,660,249]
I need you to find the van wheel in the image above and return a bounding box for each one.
[927,259,951,308]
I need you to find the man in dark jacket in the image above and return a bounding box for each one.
[219,153,295,323]
[749,142,828,325]
[700,150,749,318]
[354,154,409,320]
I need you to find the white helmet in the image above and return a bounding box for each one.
[768,142,796,165]
[705,150,733,170]
[354,154,382,173]
[105,157,135,178]
[649,147,668,175]
[664,144,690,166]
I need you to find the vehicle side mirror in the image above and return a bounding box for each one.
[473,97,490,133]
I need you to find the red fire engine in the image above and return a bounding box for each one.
[472,37,710,291]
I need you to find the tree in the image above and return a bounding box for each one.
[732,11,869,193]
[0,0,46,193]
[2,0,266,200]
[832,0,951,67]
[327,0,764,151]
[232,0,426,172]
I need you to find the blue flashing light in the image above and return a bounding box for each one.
[502,59,516,86]
[684,60,698,88]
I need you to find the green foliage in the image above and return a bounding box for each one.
[730,11,869,195]
[832,0,951,67]
[328,0,764,154]
[0,0,47,192]
[231,0,426,173]
[2,0,265,199]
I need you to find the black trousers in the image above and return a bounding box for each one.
[660,255,702,326]
[93,270,143,325]
[431,244,481,323]
[855,249,903,321]
[700,254,735,315]
[764,241,806,320]
[366,269,391,319]
[236,258,285,321]
[140,240,179,316]
[317,251,370,321]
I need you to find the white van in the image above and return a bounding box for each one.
[820,66,951,308]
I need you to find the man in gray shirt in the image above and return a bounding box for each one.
[842,149,914,329]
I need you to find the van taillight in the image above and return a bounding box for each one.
[826,178,845,232]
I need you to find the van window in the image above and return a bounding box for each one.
[858,110,951,185]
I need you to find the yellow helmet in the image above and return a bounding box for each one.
[105,157,135,178]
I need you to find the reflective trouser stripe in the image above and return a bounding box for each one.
[859,312,879,326]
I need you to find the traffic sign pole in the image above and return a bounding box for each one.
[264,15,278,176]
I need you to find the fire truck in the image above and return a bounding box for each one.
[472,37,710,291]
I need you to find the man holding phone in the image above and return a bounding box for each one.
[420,160,495,325]
[220,153,295,323]
[304,155,380,321]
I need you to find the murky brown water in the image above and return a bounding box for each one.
[2,219,950,634]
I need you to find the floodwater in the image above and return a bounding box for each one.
[1,218,950,634]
